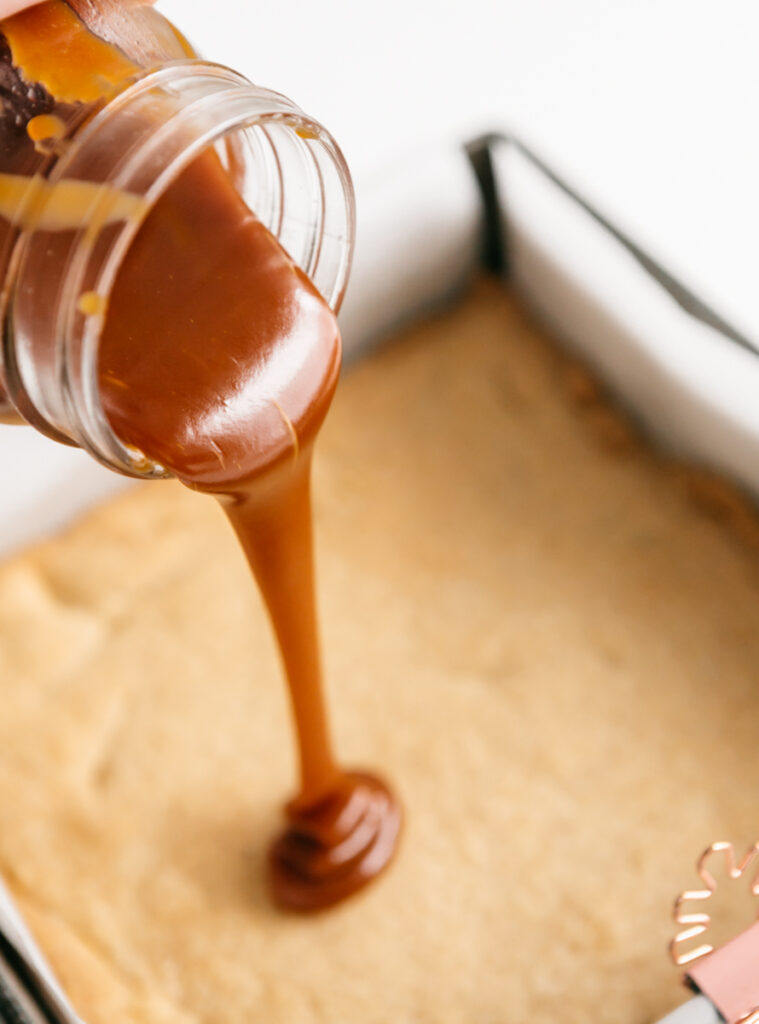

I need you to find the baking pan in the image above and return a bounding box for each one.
[1,130,758,1024]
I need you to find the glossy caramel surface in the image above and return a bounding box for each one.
[100,150,400,910]
[2,0,400,910]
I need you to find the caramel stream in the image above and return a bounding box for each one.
[0,2,400,911]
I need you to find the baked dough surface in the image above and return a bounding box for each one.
[1,279,758,1023]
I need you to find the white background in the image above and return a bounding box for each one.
[162,0,759,339]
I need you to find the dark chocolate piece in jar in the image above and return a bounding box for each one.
[0,37,56,141]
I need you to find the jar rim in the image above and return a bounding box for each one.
[5,59,355,478]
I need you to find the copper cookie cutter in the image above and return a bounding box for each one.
[667,841,759,1024]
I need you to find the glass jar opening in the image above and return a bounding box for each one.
[4,60,355,478]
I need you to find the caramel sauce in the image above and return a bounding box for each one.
[26,112,66,144]
[0,172,147,231]
[2,2,138,103]
[1,2,401,910]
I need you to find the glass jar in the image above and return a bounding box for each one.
[0,1,354,478]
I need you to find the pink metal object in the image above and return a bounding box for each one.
[687,921,759,1024]
[671,842,759,968]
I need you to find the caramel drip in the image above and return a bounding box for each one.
[0,172,147,231]
[77,289,107,317]
[99,151,401,911]
[26,113,66,143]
